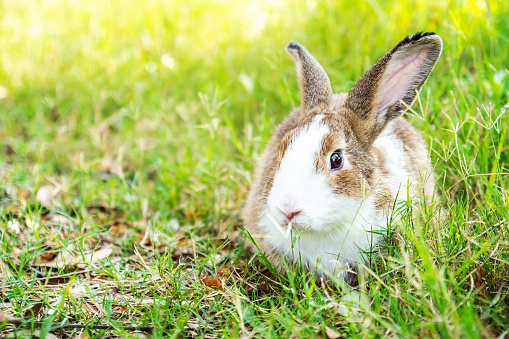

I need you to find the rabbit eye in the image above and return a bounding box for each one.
[330,151,343,170]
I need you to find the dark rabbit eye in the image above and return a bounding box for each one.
[330,150,343,170]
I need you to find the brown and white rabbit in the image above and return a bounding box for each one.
[242,33,442,282]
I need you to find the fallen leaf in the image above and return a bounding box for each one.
[232,263,250,276]
[166,218,180,231]
[71,283,89,297]
[6,205,22,215]
[46,213,73,226]
[175,239,191,247]
[245,280,270,293]
[35,252,59,264]
[72,331,90,339]
[139,227,153,246]
[24,216,40,230]
[0,309,22,323]
[172,240,194,262]
[113,304,131,313]
[32,246,113,268]
[336,303,350,317]
[184,208,194,221]
[325,326,341,339]
[44,275,71,285]
[258,281,270,292]
[18,187,30,199]
[202,276,222,289]
[6,219,21,234]
[36,185,61,208]
[3,143,15,155]
[23,302,44,318]
[109,222,129,235]
[0,309,11,322]
[90,274,109,281]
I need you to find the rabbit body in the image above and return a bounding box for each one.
[242,33,442,280]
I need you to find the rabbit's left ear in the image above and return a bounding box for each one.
[344,33,443,145]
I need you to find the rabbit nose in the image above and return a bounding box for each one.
[277,205,302,221]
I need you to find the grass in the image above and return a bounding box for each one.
[0,0,508,337]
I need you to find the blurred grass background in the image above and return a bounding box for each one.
[0,0,508,337]
[0,0,508,223]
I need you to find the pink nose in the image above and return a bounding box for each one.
[282,209,301,221]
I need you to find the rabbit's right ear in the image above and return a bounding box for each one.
[286,41,333,112]
[344,33,443,145]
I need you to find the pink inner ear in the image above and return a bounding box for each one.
[378,47,429,113]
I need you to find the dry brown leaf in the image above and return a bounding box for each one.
[6,205,22,215]
[32,246,113,268]
[175,238,191,247]
[34,252,59,264]
[113,304,131,313]
[245,279,270,294]
[239,263,250,270]
[184,208,195,221]
[23,302,44,318]
[202,276,222,289]
[171,238,194,262]
[0,309,11,322]
[258,281,269,292]
[232,263,250,276]
[0,309,23,323]
[172,248,193,261]
[109,222,129,235]
[18,188,30,199]
[325,326,341,339]
[139,227,153,246]
[90,274,109,281]
[71,331,89,339]
[44,275,71,285]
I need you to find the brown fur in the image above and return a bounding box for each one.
[242,33,442,274]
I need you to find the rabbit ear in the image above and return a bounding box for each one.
[344,32,443,145]
[286,41,333,112]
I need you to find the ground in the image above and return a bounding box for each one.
[0,0,508,338]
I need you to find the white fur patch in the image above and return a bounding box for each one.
[373,126,411,200]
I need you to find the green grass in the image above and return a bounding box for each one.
[0,0,508,337]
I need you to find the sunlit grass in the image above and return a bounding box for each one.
[0,0,508,337]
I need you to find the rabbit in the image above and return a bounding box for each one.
[242,32,442,283]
